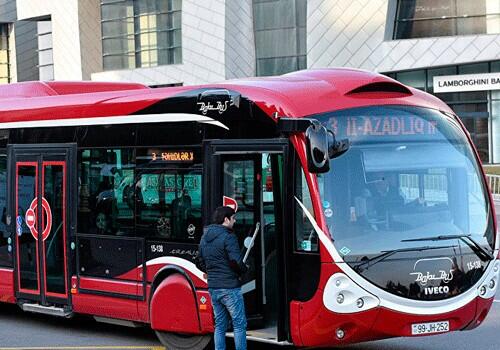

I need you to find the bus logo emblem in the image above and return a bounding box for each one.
[197,101,230,115]
[410,257,454,286]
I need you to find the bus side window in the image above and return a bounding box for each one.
[77,149,135,236]
[295,169,318,253]
[135,170,202,242]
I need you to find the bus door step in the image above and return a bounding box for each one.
[20,303,73,317]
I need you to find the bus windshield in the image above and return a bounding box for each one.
[315,105,494,266]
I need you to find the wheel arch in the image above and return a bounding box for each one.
[149,265,202,330]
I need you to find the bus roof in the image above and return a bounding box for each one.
[0,68,453,128]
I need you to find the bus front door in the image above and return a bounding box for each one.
[8,144,76,309]
[203,139,289,342]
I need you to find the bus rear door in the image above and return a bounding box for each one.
[8,144,76,313]
[203,139,290,343]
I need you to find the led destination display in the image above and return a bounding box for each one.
[328,115,438,138]
[149,150,195,162]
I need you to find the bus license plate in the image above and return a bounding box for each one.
[411,321,449,335]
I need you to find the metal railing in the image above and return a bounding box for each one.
[486,174,500,201]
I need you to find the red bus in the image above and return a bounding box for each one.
[0,69,498,349]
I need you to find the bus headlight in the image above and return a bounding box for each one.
[356,298,364,308]
[478,260,499,299]
[337,294,345,304]
[489,279,495,289]
[324,273,379,313]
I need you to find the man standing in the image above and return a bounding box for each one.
[196,206,248,350]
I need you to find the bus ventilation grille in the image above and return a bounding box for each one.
[346,82,412,96]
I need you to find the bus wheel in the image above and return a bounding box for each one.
[155,331,211,350]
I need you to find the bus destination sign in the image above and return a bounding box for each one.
[149,150,195,162]
[328,115,438,139]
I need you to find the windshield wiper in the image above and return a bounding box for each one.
[353,245,457,273]
[402,234,494,262]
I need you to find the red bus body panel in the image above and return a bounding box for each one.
[150,274,201,334]
[0,269,15,303]
[291,262,495,347]
[0,70,453,126]
[78,276,141,297]
[71,277,141,321]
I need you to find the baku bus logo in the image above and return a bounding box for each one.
[410,257,454,286]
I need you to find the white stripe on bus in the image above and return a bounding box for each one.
[0,113,229,130]
[145,256,207,283]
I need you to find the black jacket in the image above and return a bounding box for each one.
[196,224,247,289]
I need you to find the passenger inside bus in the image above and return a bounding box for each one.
[171,188,192,238]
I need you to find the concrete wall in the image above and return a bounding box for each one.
[78,0,102,80]
[307,0,500,72]
[225,0,255,79]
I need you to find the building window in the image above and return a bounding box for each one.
[0,24,10,84]
[37,20,54,81]
[101,0,182,71]
[394,0,500,39]
[253,0,306,76]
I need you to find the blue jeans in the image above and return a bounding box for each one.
[209,287,247,350]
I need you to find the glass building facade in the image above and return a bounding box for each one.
[253,0,306,76]
[0,24,9,84]
[386,61,500,163]
[394,0,500,39]
[101,0,182,71]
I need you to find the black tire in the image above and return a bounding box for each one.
[155,331,211,350]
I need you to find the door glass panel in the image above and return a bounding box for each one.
[222,158,260,316]
[262,153,283,322]
[43,164,66,295]
[0,154,10,267]
[17,164,38,291]
[222,159,260,308]
[223,159,256,229]
[220,153,284,326]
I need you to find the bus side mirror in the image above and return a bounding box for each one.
[328,131,350,160]
[306,122,350,173]
[306,121,330,173]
